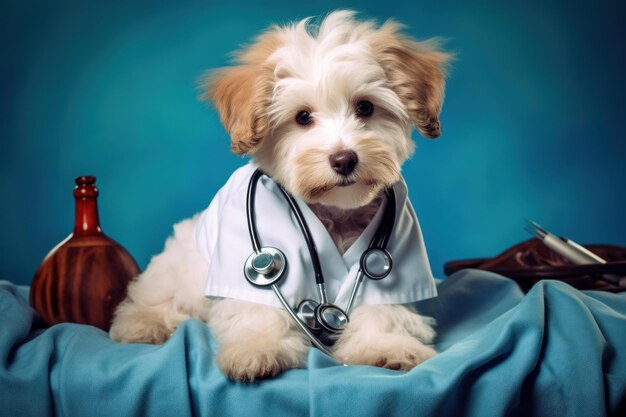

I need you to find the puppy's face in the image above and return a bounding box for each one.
[205,11,451,209]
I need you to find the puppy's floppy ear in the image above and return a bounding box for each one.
[371,23,452,138]
[203,65,273,155]
[201,32,281,155]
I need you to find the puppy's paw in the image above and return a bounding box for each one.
[110,319,172,344]
[334,333,437,371]
[216,337,307,382]
[109,301,186,344]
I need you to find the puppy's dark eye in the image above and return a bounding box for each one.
[356,100,374,117]
[295,111,313,126]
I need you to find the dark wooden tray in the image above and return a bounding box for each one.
[444,238,626,293]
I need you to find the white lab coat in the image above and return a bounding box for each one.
[194,163,437,310]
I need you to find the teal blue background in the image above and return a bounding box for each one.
[1,0,625,285]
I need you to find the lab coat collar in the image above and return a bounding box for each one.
[268,173,407,289]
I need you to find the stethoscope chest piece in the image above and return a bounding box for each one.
[297,299,349,333]
[297,298,349,345]
[244,247,287,287]
[297,299,321,332]
[315,304,349,332]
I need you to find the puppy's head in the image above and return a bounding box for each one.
[203,10,451,209]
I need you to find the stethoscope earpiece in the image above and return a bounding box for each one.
[361,248,393,280]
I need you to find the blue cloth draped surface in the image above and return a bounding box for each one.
[1,270,625,416]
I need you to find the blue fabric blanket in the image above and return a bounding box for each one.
[1,270,625,417]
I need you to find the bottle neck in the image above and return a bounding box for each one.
[73,176,103,237]
[73,197,103,237]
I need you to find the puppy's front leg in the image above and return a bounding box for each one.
[209,299,310,381]
[333,304,437,370]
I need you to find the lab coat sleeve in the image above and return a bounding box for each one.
[193,164,255,272]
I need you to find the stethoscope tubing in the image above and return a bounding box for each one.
[277,186,326,286]
[246,169,264,253]
[244,169,397,355]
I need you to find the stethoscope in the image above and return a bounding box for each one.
[243,169,396,355]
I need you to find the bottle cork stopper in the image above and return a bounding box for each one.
[74,176,99,198]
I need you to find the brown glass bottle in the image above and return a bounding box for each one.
[30,176,140,331]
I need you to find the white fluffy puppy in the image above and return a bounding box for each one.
[110,10,451,381]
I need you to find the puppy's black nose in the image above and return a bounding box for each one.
[329,150,358,176]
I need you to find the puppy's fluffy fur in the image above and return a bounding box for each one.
[110,10,450,381]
